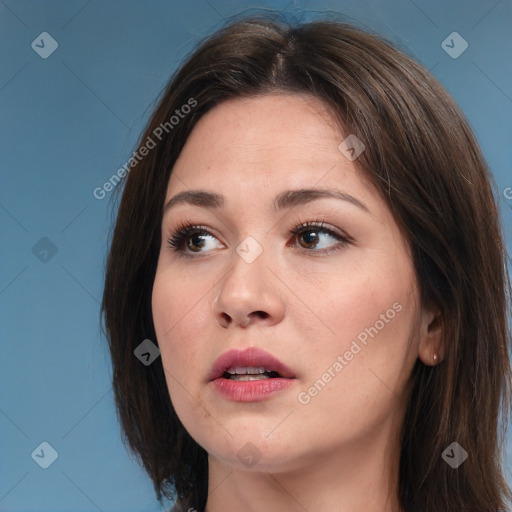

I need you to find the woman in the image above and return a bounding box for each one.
[101,14,512,512]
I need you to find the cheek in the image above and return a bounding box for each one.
[152,271,177,341]
[153,265,200,338]
[297,300,418,437]
[152,270,192,371]
[151,271,207,424]
[151,267,212,382]
[306,252,419,393]
[316,253,415,340]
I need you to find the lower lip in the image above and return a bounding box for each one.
[211,377,295,402]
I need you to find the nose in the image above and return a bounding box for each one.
[212,245,285,329]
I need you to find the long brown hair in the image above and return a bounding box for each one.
[101,14,512,512]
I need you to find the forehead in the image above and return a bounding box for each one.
[166,93,375,211]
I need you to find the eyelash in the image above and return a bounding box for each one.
[166,218,353,257]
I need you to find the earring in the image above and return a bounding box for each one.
[433,353,438,364]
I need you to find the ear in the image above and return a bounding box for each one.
[417,306,444,366]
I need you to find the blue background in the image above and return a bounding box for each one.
[1,1,511,511]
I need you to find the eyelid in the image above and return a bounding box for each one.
[287,215,354,243]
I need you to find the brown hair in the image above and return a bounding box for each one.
[101,14,512,512]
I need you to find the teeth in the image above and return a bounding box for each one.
[226,366,269,375]
[229,374,271,381]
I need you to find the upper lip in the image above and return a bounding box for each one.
[208,347,297,381]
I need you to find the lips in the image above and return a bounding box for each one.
[208,347,296,382]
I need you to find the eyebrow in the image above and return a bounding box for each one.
[163,188,369,214]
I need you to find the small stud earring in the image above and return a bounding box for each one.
[433,353,438,364]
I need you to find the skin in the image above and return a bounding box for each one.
[151,93,443,512]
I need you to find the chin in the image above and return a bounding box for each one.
[204,432,303,472]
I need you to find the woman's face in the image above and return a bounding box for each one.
[152,93,434,473]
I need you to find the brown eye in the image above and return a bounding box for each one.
[186,233,208,252]
[297,229,322,249]
[167,224,222,255]
[167,220,351,257]
[291,221,351,253]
